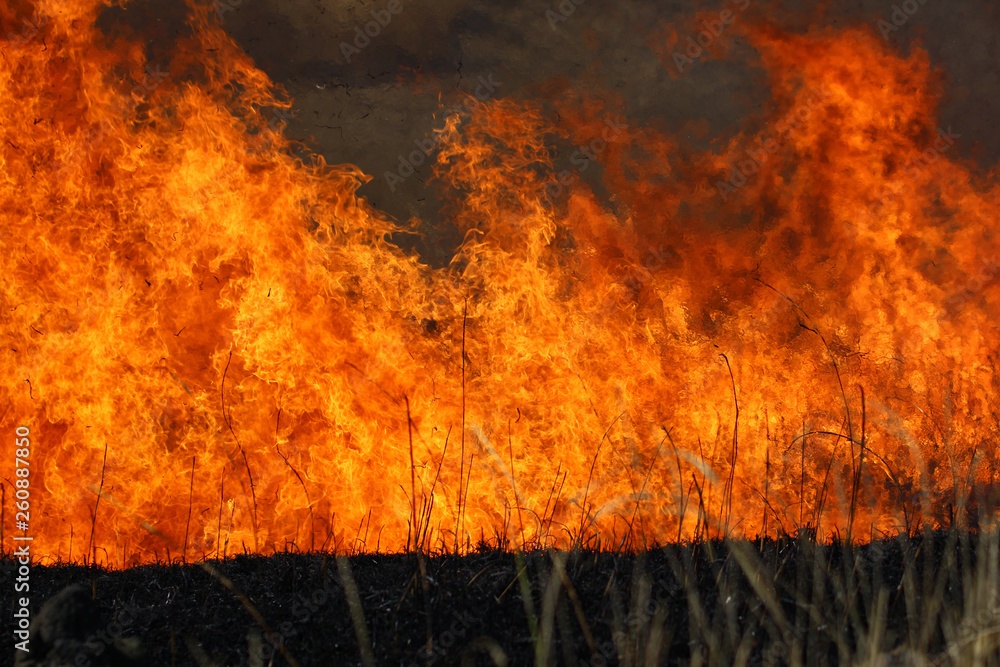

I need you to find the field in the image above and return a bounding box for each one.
[6,528,1000,666]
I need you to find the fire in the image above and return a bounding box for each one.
[2,1,999,567]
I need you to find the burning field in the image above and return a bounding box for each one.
[4,0,1000,664]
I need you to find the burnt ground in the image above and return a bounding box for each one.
[3,531,996,666]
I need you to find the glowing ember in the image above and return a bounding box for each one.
[2,1,998,567]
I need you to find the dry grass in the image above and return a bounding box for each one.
[492,527,1000,667]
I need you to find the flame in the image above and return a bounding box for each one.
[2,2,1000,567]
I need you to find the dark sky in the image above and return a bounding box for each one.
[102,0,1000,264]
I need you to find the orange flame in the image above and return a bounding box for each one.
[2,2,999,566]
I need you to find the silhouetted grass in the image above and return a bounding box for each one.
[6,527,1000,666]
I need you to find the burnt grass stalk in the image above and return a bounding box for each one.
[4,528,1000,666]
